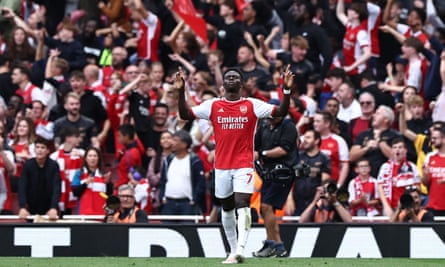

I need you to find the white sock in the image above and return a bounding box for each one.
[236,207,251,256]
[221,209,237,254]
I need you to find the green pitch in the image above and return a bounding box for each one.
[0,257,444,267]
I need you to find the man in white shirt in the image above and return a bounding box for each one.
[336,81,362,123]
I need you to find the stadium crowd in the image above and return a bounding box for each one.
[0,0,444,224]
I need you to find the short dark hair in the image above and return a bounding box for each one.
[223,67,244,82]
[433,123,445,137]
[154,102,169,112]
[305,128,321,146]
[356,157,370,166]
[35,136,51,148]
[13,64,32,81]
[359,70,376,82]
[69,70,86,81]
[0,54,8,67]
[411,7,426,25]
[391,136,406,148]
[118,124,135,139]
[327,67,347,80]
[238,43,255,55]
[403,37,424,53]
[61,126,80,141]
[349,2,368,22]
[222,0,238,17]
[174,129,193,149]
[316,110,334,127]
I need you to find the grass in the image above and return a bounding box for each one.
[0,257,444,267]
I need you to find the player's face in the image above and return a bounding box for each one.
[223,70,242,93]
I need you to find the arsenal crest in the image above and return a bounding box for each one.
[240,105,247,114]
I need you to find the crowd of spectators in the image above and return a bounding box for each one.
[0,0,444,223]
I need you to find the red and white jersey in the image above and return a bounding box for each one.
[16,83,44,105]
[424,151,445,211]
[191,97,276,169]
[397,24,430,46]
[78,169,107,215]
[347,176,379,216]
[365,2,381,57]
[343,23,369,75]
[137,12,161,61]
[0,150,15,211]
[320,134,349,181]
[50,146,85,210]
[404,56,428,96]
[377,160,421,208]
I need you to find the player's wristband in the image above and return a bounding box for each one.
[261,150,268,157]
[283,88,291,95]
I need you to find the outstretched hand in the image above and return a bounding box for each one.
[174,67,185,90]
[282,65,295,90]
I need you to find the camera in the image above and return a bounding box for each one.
[104,195,120,215]
[325,182,337,194]
[293,162,311,178]
[400,193,414,209]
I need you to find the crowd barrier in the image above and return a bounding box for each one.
[0,217,444,258]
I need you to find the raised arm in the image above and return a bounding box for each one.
[397,103,416,141]
[273,65,294,118]
[119,73,146,95]
[382,0,398,29]
[244,32,270,69]
[175,68,195,121]
[336,0,348,26]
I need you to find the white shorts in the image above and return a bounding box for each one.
[214,168,255,199]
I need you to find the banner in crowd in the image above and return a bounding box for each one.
[173,0,208,43]
[0,224,444,258]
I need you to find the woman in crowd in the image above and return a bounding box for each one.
[71,147,113,215]
[6,27,36,66]
[146,131,173,213]
[10,116,35,179]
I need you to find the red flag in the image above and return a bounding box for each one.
[173,0,208,44]
[235,0,247,15]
